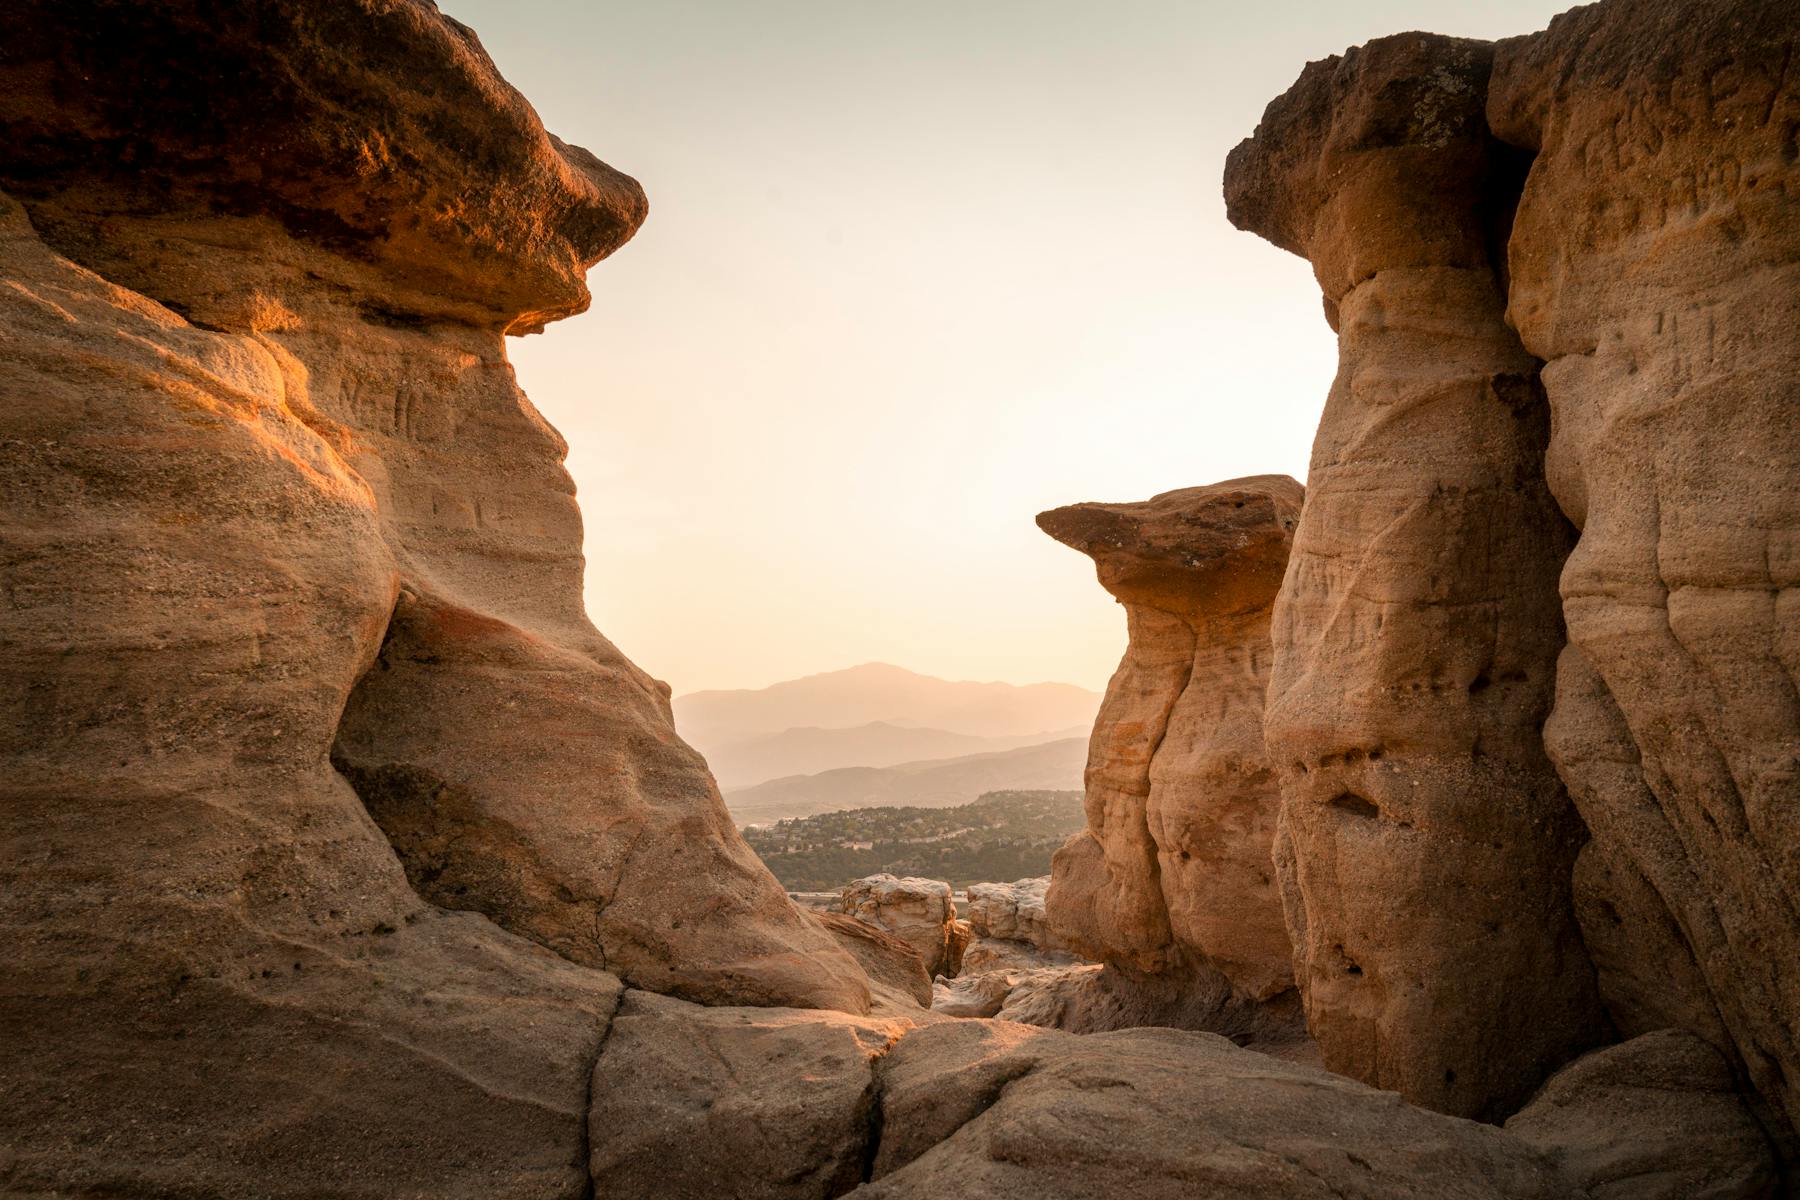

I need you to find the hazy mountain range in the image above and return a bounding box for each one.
[670,663,1099,823]
[724,737,1089,827]
[698,720,1089,790]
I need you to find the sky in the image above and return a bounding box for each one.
[441,0,1574,696]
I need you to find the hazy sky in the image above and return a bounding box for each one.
[441,0,1572,696]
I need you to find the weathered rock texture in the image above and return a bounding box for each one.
[959,876,1085,975]
[589,991,910,1200]
[854,1024,1773,1200]
[1225,34,1607,1120]
[1487,0,1800,1138]
[965,877,1061,948]
[1037,476,1303,1013]
[817,909,935,1009]
[842,874,968,979]
[1503,1029,1779,1200]
[584,990,1774,1200]
[0,1,867,1193]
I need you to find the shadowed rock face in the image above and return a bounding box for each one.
[1489,0,1800,1136]
[1225,35,1606,1120]
[1037,477,1303,1008]
[0,1,867,1192]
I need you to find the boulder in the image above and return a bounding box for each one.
[817,910,934,1009]
[842,874,967,978]
[1036,477,1303,1013]
[1224,33,1605,1119]
[932,971,1032,1019]
[854,1024,1772,1199]
[589,990,910,1200]
[577,994,1771,1200]
[1503,1030,1779,1200]
[965,878,1060,949]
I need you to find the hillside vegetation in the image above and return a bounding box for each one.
[743,790,1086,892]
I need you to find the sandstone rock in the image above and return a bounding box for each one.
[932,970,1031,1019]
[0,0,868,1018]
[1504,1030,1779,1200]
[854,1023,1772,1199]
[0,1,868,1192]
[959,936,1082,976]
[1488,0,1800,1135]
[990,964,1108,1026]
[818,910,934,1009]
[1036,476,1303,1013]
[0,179,627,1200]
[572,994,1771,1200]
[1225,33,1605,1119]
[965,878,1061,949]
[589,990,911,1200]
[930,964,1116,1027]
[842,875,966,978]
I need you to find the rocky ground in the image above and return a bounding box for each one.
[1,0,1795,1196]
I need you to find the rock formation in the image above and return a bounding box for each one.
[0,1,867,1192]
[965,877,1058,947]
[856,1024,1773,1200]
[1488,0,1800,1138]
[589,991,912,1200]
[4,0,1798,1194]
[817,910,936,1009]
[842,874,968,978]
[960,876,1085,974]
[1036,477,1303,1013]
[1224,34,1607,1120]
[587,990,1775,1200]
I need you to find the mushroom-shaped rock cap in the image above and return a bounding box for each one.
[1223,33,1501,300]
[1037,475,1303,618]
[0,0,648,332]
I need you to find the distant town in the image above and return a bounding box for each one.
[742,790,1085,892]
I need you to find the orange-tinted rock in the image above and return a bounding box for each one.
[842,875,967,979]
[1225,35,1605,1119]
[0,1,867,1193]
[857,1023,1770,1200]
[817,910,935,1009]
[1488,0,1800,1134]
[1037,477,1302,1008]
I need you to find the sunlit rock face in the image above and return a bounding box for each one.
[1225,35,1606,1121]
[0,0,867,1192]
[1037,477,1303,1015]
[1489,0,1800,1137]
[841,874,967,979]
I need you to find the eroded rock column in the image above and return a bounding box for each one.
[1490,0,1800,1132]
[1038,477,1302,1009]
[1225,34,1603,1118]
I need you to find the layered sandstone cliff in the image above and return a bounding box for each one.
[0,1,869,1192]
[1225,0,1798,1138]
[1490,0,1800,1138]
[2,0,1796,1194]
[1036,477,1303,1023]
[1224,33,1606,1121]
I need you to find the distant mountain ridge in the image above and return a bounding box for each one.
[702,720,1089,789]
[725,736,1088,827]
[674,662,1100,766]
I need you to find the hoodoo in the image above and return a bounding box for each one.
[1036,476,1305,1034]
[1224,33,1606,1119]
[1,0,1795,1195]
